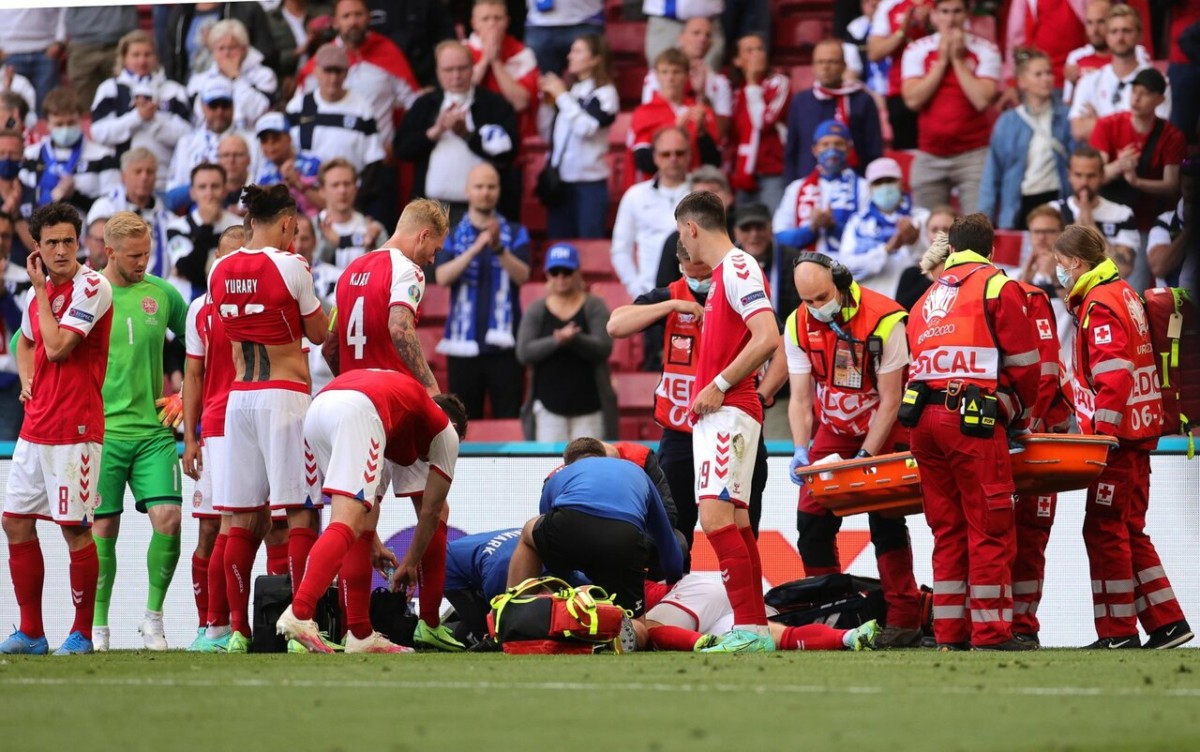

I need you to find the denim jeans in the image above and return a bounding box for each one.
[524,22,604,76]
[5,51,61,115]
[547,179,610,240]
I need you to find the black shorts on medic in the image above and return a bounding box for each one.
[532,508,651,616]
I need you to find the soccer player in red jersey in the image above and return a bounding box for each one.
[207,184,329,652]
[182,226,262,652]
[324,198,463,650]
[324,198,449,392]
[1,203,114,655]
[675,190,782,654]
[278,369,466,653]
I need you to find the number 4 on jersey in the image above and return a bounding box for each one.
[346,297,367,359]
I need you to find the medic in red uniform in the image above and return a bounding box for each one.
[906,214,1040,651]
[785,253,923,648]
[1054,225,1192,650]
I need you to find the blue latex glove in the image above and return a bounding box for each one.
[788,446,811,486]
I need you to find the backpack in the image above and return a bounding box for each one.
[368,587,419,647]
[1143,287,1200,447]
[251,574,341,653]
[488,577,627,654]
[764,573,888,629]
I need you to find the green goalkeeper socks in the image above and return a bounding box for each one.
[146,531,181,613]
[93,534,117,627]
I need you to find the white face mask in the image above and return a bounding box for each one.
[686,275,711,294]
[807,298,841,322]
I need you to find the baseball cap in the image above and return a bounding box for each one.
[201,78,234,105]
[544,243,580,272]
[1131,67,1167,95]
[735,203,772,228]
[865,157,904,184]
[255,112,290,138]
[813,119,851,143]
[314,43,349,71]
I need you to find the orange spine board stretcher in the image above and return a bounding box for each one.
[796,434,1119,517]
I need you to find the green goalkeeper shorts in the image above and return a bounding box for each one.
[95,433,183,516]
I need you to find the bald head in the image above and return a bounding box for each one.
[793,259,839,309]
[465,161,501,213]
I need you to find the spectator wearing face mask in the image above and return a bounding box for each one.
[19,87,119,216]
[774,120,868,257]
[837,157,930,299]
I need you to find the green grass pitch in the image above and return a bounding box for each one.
[3,650,1200,751]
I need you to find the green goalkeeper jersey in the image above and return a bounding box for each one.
[103,274,188,440]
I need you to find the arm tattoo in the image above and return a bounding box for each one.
[391,310,436,390]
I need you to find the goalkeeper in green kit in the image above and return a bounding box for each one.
[90,212,189,651]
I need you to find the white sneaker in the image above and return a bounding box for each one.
[93,626,110,652]
[275,605,333,654]
[345,631,413,654]
[139,612,168,651]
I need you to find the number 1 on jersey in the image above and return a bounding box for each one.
[347,297,367,359]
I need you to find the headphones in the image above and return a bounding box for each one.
[794,252,853,291]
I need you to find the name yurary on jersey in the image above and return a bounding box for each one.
[225,279,258,294]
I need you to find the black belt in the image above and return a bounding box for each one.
[927,386,996,411]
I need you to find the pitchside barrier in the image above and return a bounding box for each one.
[0,439,1196,650]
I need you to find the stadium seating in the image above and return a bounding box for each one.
[420,284,450,326]
[468,419,525,442]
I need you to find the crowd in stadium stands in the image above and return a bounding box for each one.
[0,0,1195,444]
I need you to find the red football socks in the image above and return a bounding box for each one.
[707,523,766,627]
[266,542,289,576]
[292,522,354,621]
[68,542,98,640]
[648,625,704,651]
[739,525,764,593]
[192,553,208,628]
[288,527,318,592]
[206,533,229,628]
[340,531,374,640]
[9,539,45,638]
[224,527,258,636]
[779,624,847,651]
[418,521,448,626]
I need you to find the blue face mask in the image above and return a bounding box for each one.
[1056,264,1073,289]
[686,275,712,294]
[807,298,841,323]
[0,157,19,180]
[817,148,847,177]
[50,125,83,148]
[871,184,902,212]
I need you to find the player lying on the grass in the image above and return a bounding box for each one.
[641,573,880,652]
[507,438,684,626]
[277,368,466,654]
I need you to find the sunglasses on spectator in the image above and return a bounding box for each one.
[546,267,574,277]
[656,149,688,158]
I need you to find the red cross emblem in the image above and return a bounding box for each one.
[1096,483,1115,506]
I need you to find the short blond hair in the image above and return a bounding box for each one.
[103,211,150,248]
[1106,3,1141,32]
[397,198,449,238]
[208,19,250,50]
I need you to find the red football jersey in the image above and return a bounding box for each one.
[207,247,321,346]
[333,248,425,374]
[695,248,775,423]
[901,32,1001,157]
[20,264,113,444]
[319,368,451,470]
[185,297,236,438]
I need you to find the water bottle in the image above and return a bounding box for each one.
[382,546,397,587]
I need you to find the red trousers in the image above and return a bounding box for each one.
[910,406,1015,646]
[796,426,922,629]
[1084,445,1185,638]
[1012,492,1055,634]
